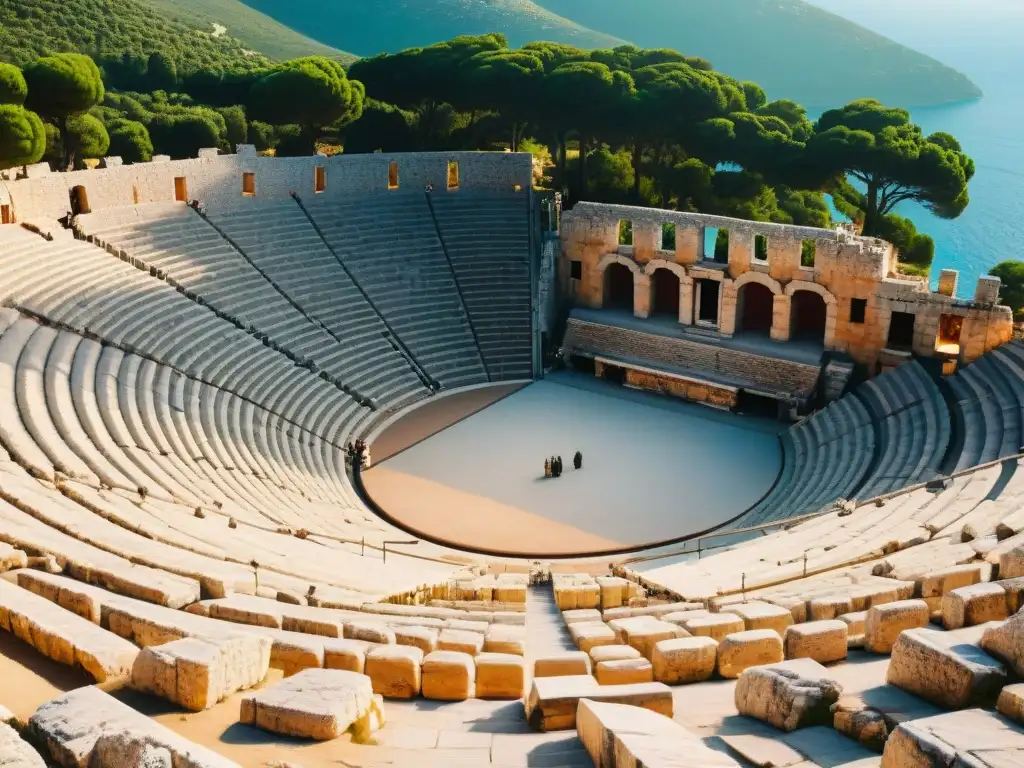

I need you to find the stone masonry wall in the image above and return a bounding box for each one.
[561,202,1014,369]
[1,148,533,223]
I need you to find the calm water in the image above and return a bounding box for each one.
[806,0,1024,289]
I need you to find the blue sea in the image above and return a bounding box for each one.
[806,0,1024,289]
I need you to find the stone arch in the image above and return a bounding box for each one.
[597,252,643,279]
[597,253,640,313]
[723,270,782,337]
[733,270,783,295]
[737,282,775,334]
[645,259,692,322]
[785,281,837,346]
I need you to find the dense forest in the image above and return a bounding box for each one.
[0,33,975,278]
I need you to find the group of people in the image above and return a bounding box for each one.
[346,439,368,468]
[545,451,582,478]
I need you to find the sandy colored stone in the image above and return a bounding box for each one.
[730,601,793,634]
[393,625,438,655]
[594,658,653,685]
[590,645,642,664]
[437,628,484,656]
[534,651,591,678]
[525,675,673,732]
[997,577,1024,614]
[920,564,984,598]
[609,616,687,660]
[887,627,1007,709]
[784,620,848,664]
[28,686,239,768]
[0,543,27,574]
[734,658,842,732]
[422,650,475,701]
[651,636,717,685]
[864,599,930,654]
[576,699,740,768]
[683,613,744,642]
[562,608,602,624]
[595,576,629,610]
[0,721,46,768]
[569,621,618,654]
[941,582,1007,629]
[483,623,524,656]
[981,609,1024,676]
[239,668,382,741]
[365,645,423,699]
[344,621,395,645]
[323,639,368,674]
[881,708,1024,767]
[1000,544,1024,579]
[717,629,784,679]
[132,635,271,711]
[475,653,525,699]
[661,609,710,627]
[808,595,855,621]
[998,683,1024,724]
[832,701,891,752]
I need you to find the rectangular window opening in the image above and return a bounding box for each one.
[242,172,256,197]
[447,160,459,190]
[173,177,188,203]
[801,240,816,268]
[661,222,676,251]
[1,204,11,225]
[570,260,582,280]
[314,166,326,194]
[850,298,867,325]
[387,161,399,190]
[132,186,140,205]
[618,220,633,247]
[697,279,720,325]
[888,311,916,351]
[71,185,90,215]
[937,313,963,353]
[754,234,768,263]
[705,227,728,263]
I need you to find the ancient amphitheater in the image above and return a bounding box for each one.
[0,147,1023,767]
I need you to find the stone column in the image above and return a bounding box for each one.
[634,273,651,319]
[912,311,940,357]
[824,302,838,349]
[719,279,737,336]
[675,225,703,265]
[728,232,753,279]
[632,222,660,265]
[771,294,792,341]
[769,237,803,283]
[680,279,695,326]
[975,276,1001,305]
[937,269,959,298]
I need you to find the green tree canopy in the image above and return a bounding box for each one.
[343,99,415,153]
[990,262,1024,320]
[146,53,178,92]
[149,112,220,159]
[0,104,45,168]
[0,63,27,105]
[107,119,152,163]
[216,105,247,151]
[24,53,105,169]
[809,98,975,235]
[64,113,110,167]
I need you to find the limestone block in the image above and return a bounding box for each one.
[608,617,686,660]
[525,675,673,732]
[1000,545,1024,579]
[734,658,843,732]
[864,599,930,654]
[997,577,1024,614]
[393,626,438,655]
[998,683,1024,724]
[941,582,1008,630]
[475,653,525,699]
[534,651,591,678]
[651,637,717,685]
[594,658,653,685]
[919,564,983,598]
[132,635,271,711]
[784,621,848,664]
[832,700,891,752]
[661,609,710,627]
[365,645,423,699]
[0,722,46,768]
[981,609,1024,676]
[590,645,642,664]
[483,624,524,656]
[422,650,475,701]
[90,733,174,768]
[595,577,629,610]
[239,669,382,741]
[569,621,618,654]
[323,639,368,674]
[437,627,484,656]
[344,621,395,645]
[808,595,854,621]
[717,630,784,679]
[730,602,793,634]
[562,609,603,624]
[577,584,601,610]
[839,611,866,639]
[0,543,27,574]
[29,686,239,768]
[683,613,744,642]
[887,628,1007,709]
[576,699,740,768]
[881,709,1024,767]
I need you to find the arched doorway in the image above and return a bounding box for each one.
[604,263,634,312]
[791,290,827,343]
[650,269,680,318]
[737,283,774,334]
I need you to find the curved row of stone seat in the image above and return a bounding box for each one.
[429,190,534,381]
[625,456,1016,603]
[204,199,427,405]
[303,193,490,389]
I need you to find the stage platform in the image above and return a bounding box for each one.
[361,372,783,557]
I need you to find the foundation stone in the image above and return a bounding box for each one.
[651,636,718,685]
[734,659,843,732]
